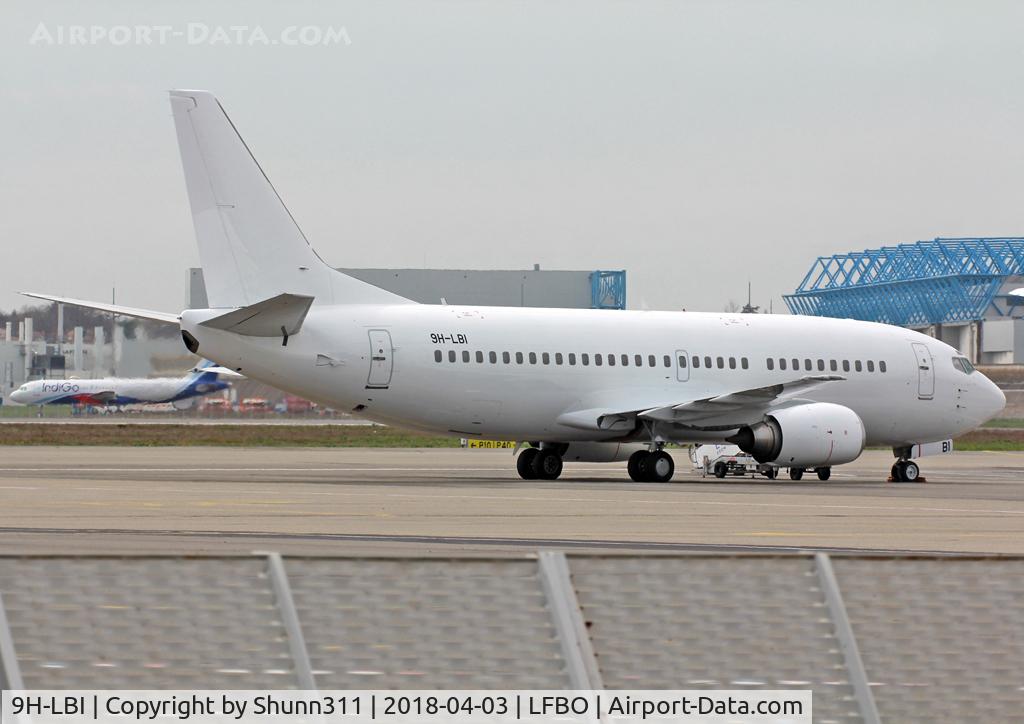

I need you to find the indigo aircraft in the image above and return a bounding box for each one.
[10,360,237,409]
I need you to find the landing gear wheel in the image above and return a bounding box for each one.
[516,447,539,480]
[713,462,727,479]
[891,463,903,482]
[647,451,675,483]
[816,467,831,481]
[531,449,563,480]
[763,467,778,480]
[627,450,647,482]
[789,467,804,481]
[901,461,920,483]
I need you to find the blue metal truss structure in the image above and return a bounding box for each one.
[590,270,627,310]
[784,238,1024,326]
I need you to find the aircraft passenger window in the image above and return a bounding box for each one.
[879,361,887,373]
[434,350,442,363]
[529,352,537,364]
[679,355,688,368]
[449,350,457,363]
[476,351,484,363]
[582,353,589,366]
[490,352,497,364]
[867,360,874,372]
[462,351,471,363]
[767,358,775,371]
[621,354,629,366]
[792,358,799,371]
[855,360,862,372]
[779,358,787,371]
[692,356,700,368]
[648,355,656,367]
[555,353,563,365]
[729,357,736,369]
[741,357,749,370]
[569,353,577,365]
[817,359,825,371]
[829,360,837,372]
[542,352,550,365]
[805,359,812,371]
[595,355,603,366]
[635,354,643,367]
[664,355,671,367]
[503,352,511,364]
[842,360,850,372]
[704,356,712,368]
[516,352,524,364]
[608,354,616,366]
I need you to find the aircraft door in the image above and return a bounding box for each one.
[675,350,690,382]
[366,330,393,389]
[911,342,934,399]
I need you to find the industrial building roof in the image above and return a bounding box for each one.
[784,237,1024,326]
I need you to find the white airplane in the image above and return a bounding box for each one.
[23,90,1006,483]
[9,360,237,408]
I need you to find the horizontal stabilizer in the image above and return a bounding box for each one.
[20,292,180,324]
[191,365,244,378]
[199,293,314,337]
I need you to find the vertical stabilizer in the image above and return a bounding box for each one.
[169,90,412,308]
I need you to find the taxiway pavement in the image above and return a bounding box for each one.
[0,447,1022,555]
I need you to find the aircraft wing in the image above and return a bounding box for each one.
[557,375,845,432]
[20,293,180,325]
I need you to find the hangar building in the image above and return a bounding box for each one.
[189,267,627,310]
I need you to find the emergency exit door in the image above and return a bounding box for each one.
[911,342,934,399]
[366,330,393,389]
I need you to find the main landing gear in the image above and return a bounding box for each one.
[516,446,563,480]
[890,459,922,483]
[627,449,675,483]
[789,467,831,481]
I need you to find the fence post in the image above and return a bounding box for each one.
[815,553,881,724]
[265,553,316,690]
[538,552,603,690]
[0,590,25,690]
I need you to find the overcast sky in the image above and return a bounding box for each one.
[3,1,1024,314]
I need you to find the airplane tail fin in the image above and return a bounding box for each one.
[169,90,412,309]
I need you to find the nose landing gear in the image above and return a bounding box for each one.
[890,460,922,483]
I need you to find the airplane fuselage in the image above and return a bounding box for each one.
[182,305,1004,448]
[10,375,228,407]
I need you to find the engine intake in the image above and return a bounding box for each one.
[728,402,865,468]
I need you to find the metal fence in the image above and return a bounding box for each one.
[2,553,1023,723]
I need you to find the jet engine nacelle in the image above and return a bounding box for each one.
[559,442,648,463]
[728,402,865,468]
